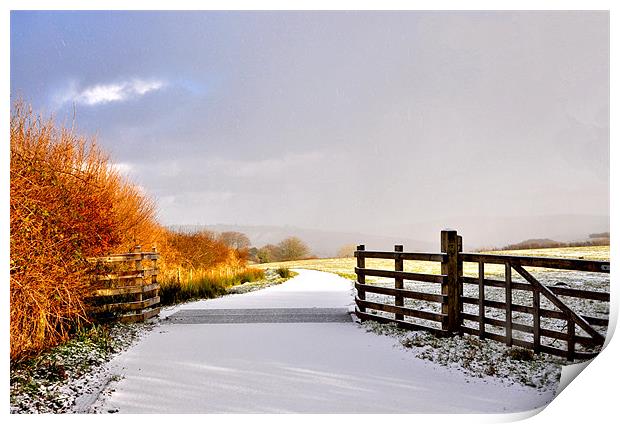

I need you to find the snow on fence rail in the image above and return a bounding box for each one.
[86,245,161,323]
[354,230,610,361]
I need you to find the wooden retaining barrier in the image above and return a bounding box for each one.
[355,230,610,360]
[87,245,161,323]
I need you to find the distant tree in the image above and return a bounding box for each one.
[589,232,610,239]
[257,244,280,263]
[247,247,259,263]
[502,239,563,250]
[218,231,251,250]
[277,237,310,261]
[336,243,357,258]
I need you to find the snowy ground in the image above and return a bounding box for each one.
[92,269,556,414]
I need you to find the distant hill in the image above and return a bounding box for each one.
[380,214,610,250]
[497,237,609,251]
[167,214,609,256]
[503,238,562,249]
[166,224,435,258]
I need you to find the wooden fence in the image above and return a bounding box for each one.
[87,245,161,323]
[355,230,610,360]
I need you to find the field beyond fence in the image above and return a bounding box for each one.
[254,245,610,280]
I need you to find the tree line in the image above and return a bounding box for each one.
[214,231,312,263]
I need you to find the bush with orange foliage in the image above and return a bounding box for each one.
[10,102,160,362]
[164,230,234,271]
[154,229,263,306]
[157,228,251,285]
[10,102,257,362]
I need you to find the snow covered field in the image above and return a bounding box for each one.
[93,269,556,413]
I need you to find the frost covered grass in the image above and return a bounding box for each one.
[10,322,155,413]
[225,268,297,295]
[362,321,563,391]
[364,268,609,354]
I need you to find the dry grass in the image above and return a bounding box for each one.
[157,229,246,282]
[158,267,265,305]
[155,229,256,306]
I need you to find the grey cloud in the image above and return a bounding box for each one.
[11,11,609,243]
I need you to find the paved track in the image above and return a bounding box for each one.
[94,269,554,414]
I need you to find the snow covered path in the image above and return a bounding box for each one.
[95,269,554,413]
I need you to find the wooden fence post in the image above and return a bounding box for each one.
[441,230,460,333]
[478,261,485,339]
[394,245,404,320]
[357,245,366,313]
[134,245,143,302]
[505,263,513,346]
[152,246,158,297]
[457,235,463,335]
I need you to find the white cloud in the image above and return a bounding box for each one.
[63,78,165,106]
[132,79,164,95]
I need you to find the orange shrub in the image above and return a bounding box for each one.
[158,229,247,281]
[10,102,159,361]
[10,101,253,362]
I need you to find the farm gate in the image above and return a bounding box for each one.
[355,230,610,360]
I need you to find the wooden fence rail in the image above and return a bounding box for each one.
[355,244,449,335]
[87,245,161,323]
[355,230,610,360]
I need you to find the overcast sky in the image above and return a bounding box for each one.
[10,11,609,236]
